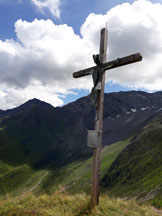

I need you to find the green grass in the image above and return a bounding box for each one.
[0,138,129,199]
[0,165,34,196]
[101,139,130,174]
[0,192,160,216]
[0,161,14,174]
[101,115,162,207]
[37,139,130,195]
[0,164,48,199]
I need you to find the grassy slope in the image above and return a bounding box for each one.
[0,120,50,199]
[101,115,162,208]
[0,106,61,198]
[0,138,129,199]
[0,192,161,216]
[0,163,48,199]
[35,139,129,195]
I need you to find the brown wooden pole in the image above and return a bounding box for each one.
[73,53,142,78]
[91,28,108,207]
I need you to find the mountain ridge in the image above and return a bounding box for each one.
[0,90,162,204]
[1,90,162,166]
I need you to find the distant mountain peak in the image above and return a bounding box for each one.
[25,98,44,105]
[23,98,54,108]
[0,98,54,119]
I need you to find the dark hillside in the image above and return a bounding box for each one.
[1,91,162,168]
[102,112,162,207]
[0,91,162,197]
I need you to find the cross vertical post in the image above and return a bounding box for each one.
[91,28,108,207]
[72,27,142,209]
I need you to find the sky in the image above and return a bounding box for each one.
[0,0,162,109]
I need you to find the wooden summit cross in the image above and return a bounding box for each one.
[72,28,142,207]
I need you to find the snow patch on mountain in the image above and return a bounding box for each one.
[141,107,149,111]
[131,108,137,113]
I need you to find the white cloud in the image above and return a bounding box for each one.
[0,0,162,109]
[0,83,64,110]
[81,0,162,90]
[0,18,93,108]
[31,0,61,18]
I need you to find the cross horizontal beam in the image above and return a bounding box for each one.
[73,52,142,78]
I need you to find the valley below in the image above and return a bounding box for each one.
[0,91,162,215]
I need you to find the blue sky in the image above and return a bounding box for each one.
[0,0,135,39]
[0,0,162,109]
